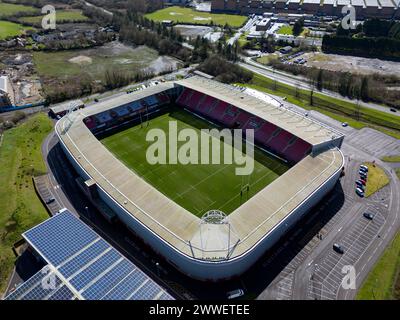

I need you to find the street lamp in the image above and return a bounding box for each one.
[155,262,160,277]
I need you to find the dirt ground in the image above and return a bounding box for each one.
[304,52,400,76]
[0,51,43,105]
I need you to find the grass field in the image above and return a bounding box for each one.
[19,9,88,24]
[277,25,293,35]
[101,108,289,216]
[381,155,400,163]
[0,113,52,293]
[145,6,247,28]
[0,1,37,18]
[238,73,400,139]
[357,230,400,300]
[0,20,34,39]
[362,162,390,197]
[33,45,158,79]
[33,42,163,95]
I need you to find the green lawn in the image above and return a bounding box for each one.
[357,229,400,300]
[277,25,293,35]
[19,9,88,24]
[256,54,278,65]
[381,155,400,163]
[238,73,400,139]
[0,113,52,293]
[0,1,37,18]
[396,168,400,180]
[0,20,34,39]
[145,6,247,27]
[362,162,390,197]
[101,108,289,216]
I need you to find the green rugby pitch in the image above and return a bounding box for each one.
[101,108,289,216]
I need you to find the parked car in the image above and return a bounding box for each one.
[359,170,367,178]
[227,289,244,299]
[45,197,55,204]
[333,243,344,254]
[360,165,368,172]
[390,108,397,113]
[355,181,365,190]
[356,187,365,197]
[363,212,374,220]
[358,179,366,186]
[342,122,348,127]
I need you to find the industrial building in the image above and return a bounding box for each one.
[211,0,400,19]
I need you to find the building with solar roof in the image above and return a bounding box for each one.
[53,76,345,281]
[4,210,174,300]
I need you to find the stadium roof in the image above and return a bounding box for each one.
[351,0,365,6]
[364,0,379,6]
[176,76,343,146]
[55,81,344,262]
[302,0,321,4]
[379,0,395,7]
[49,99,84,115]
[4,210,173,300]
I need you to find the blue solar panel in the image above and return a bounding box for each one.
[5,268,49,300]
[81,259,134,300]
[69,249,121,291]
[159,292,174,300]
[58,239,109,278]
[14,210,174,300]
[22,273,63,300]
[24,212,98,266]
[129,280,161,300]
[101,270,147,300]
[47,285,76,300]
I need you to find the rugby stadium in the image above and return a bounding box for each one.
[55,76,345,281]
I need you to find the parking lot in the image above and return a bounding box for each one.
[308,209,386,300]
[33,174,62,215]
[345,128,400,158]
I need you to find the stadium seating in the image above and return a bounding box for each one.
[196,95,215,113]
[284,139,312,162]
[254,122,278,145]
[233,111,251,129]
[177,88,192,105]
[175,88,313,163]
[208,101,230,122]
[156,93,170,104]
[268,130,294,154]
[83,116,96,130]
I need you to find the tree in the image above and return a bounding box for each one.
[360,77,370,101]
[316,69,323,91]
[293,18,304,37]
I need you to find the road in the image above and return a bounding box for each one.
[239,57,400,117]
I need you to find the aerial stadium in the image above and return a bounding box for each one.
[55,75,345,281]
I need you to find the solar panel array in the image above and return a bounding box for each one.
[5,210,173,300]
[5,266,76,300]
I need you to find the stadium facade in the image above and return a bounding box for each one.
[55,76,344,281]
[211,0,400,19]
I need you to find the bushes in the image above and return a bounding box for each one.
[322,34,400,61]
[197,55,253,83]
